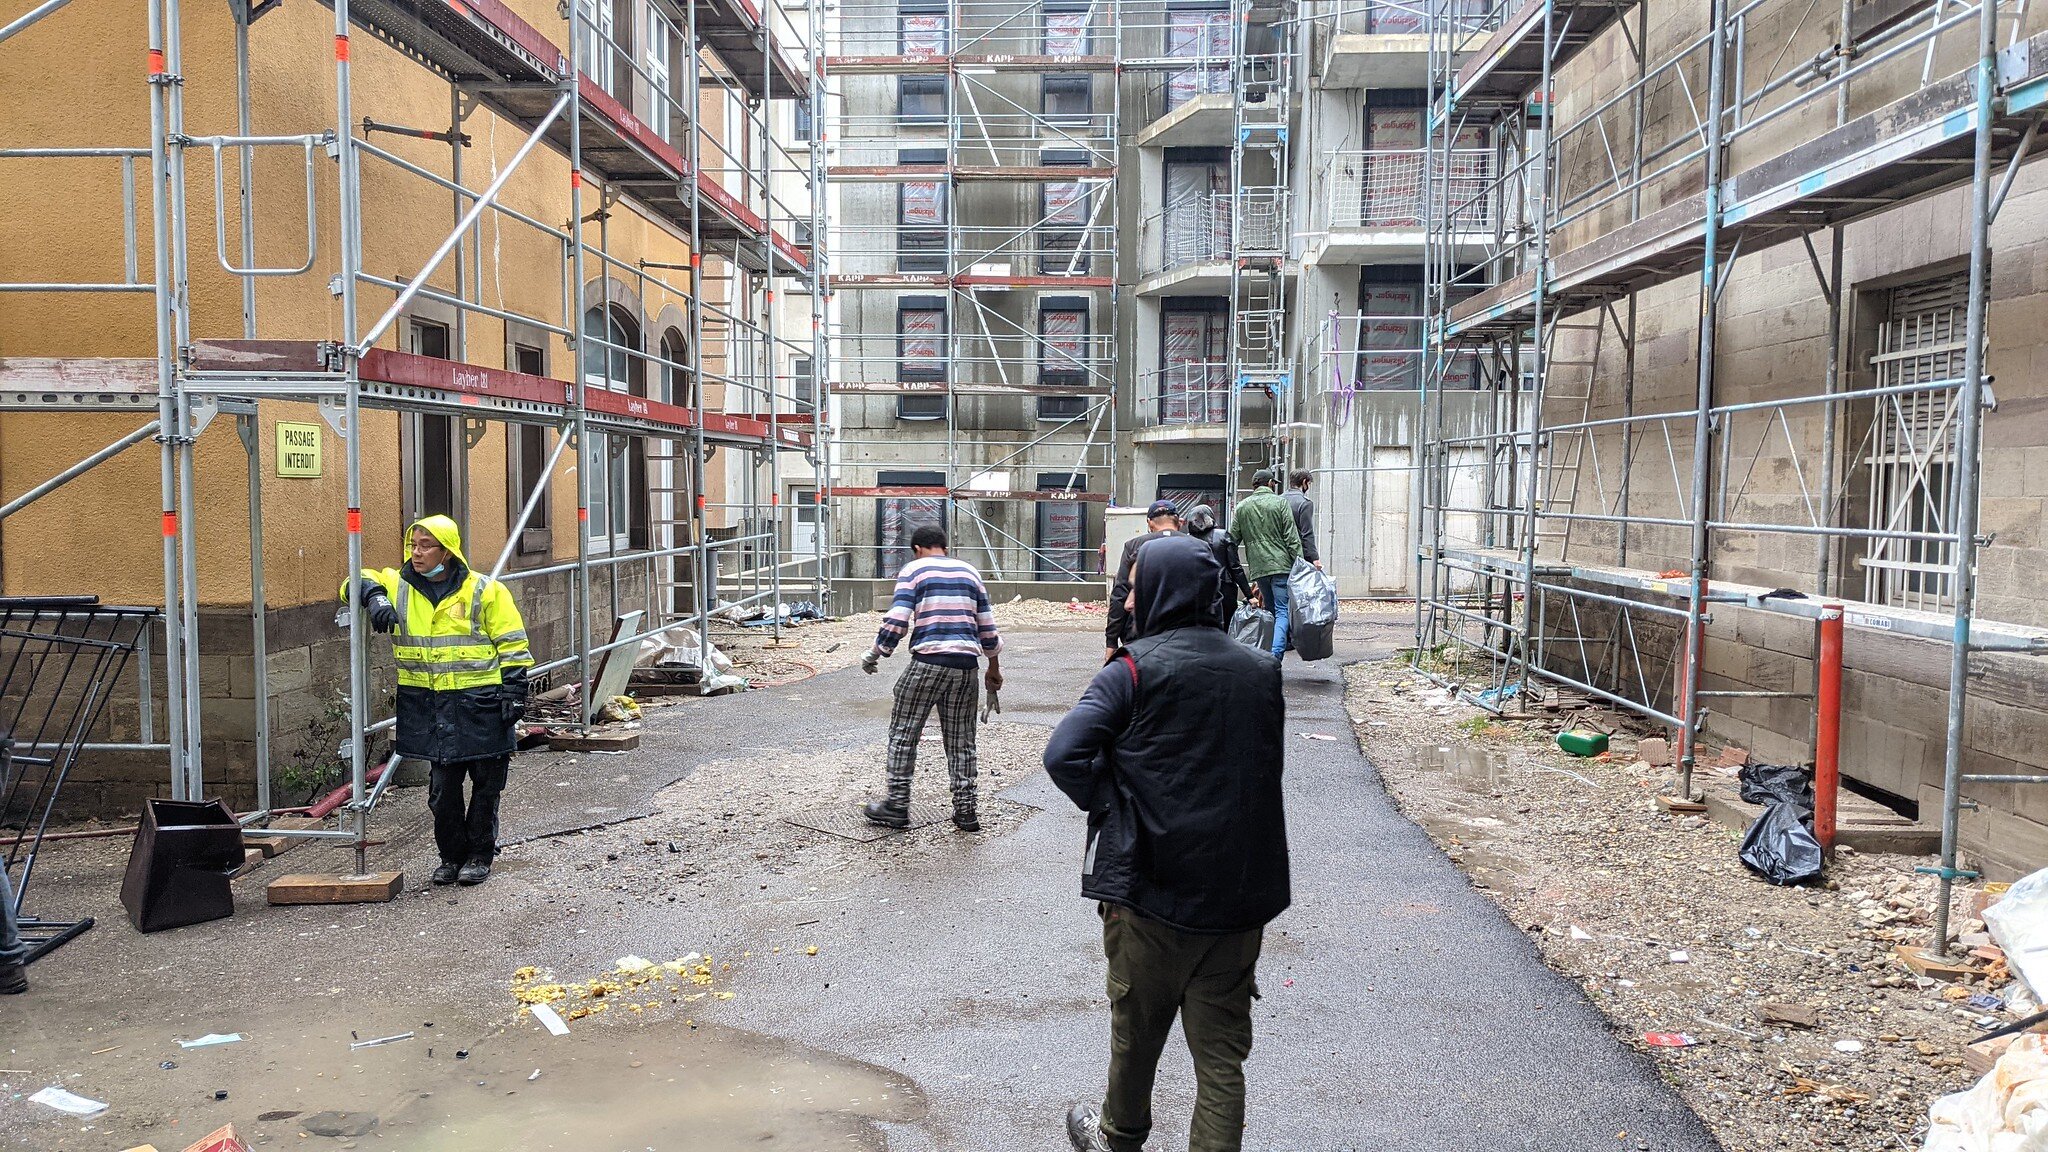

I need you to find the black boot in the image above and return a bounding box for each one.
[431,862,460,886]
[457,859,491,885]
[952,800,980,832]
[862,798,910,829]
[0,962,26,995]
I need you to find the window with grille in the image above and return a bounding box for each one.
[1860,271,1972,611]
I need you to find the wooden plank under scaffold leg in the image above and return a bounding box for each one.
[265,872,404,905]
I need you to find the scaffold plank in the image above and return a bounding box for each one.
[1450,0,1638,109]
[823,54,1115,74]
[828,380,1110,396]
[824,485,1108,502]
[0,358,159,409]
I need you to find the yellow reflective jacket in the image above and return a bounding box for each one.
[344,516,534,763]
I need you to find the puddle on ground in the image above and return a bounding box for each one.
[0,994,923,1151]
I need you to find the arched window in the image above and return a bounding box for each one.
[659,328,689,406]
[582,304,645,549]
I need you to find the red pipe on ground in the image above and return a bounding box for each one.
[1815,605,1844,854]
[308,763,389,820]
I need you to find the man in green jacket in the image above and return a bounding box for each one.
[1229,470,1301,659]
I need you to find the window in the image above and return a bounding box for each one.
[577,0,625,98]
[404,318,464,530]
[1038,296,1089,421]
[1358,277,1421,392]
[1164,3,1230,109]
[899,75,946,124]
[897,297,946,419]
[1039,150,1090,274]
[507,342,553,556]
[897,148,947,272]
[899,0,947,54]
[1042,75,1093,126]
[1859,271,1972,611]
[876,469,945,576]
[1160,300,1227,424]
[1044,2,1090,54]
[1157,473,1225,518]
[1036,473,1089,580]
[1359,97,1426,227]
[794,102,815,143]
[582,304,645,551]
[645,19,674,146]
[659,328,688,405]
[792,355,816,412]
[1162,153,1229,269]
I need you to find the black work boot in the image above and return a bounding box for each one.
[0,962,26,995]
[862,798,910,829]
[952,800,980,833]
[1064,1102,1111,1152]
[431,861,460,886]
[457,858,491,885]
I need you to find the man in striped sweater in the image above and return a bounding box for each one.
[860,525,1004,831]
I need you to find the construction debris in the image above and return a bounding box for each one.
[1922,1034,2048,1151]
[1345,658,1999,1149]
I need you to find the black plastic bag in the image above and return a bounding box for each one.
[1293,618,1334,661]
[1738,761,1813,809]
[1229,603,1274,652]
[1739,802,1824,886]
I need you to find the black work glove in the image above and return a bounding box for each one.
[351,578,400,633]
[366,592,399,634]
[501,667,530,724]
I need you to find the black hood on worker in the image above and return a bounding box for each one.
[1131,534,1223,637]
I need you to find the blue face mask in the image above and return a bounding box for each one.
[420,561,447,579]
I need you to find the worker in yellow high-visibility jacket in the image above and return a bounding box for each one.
[342,515,533,886]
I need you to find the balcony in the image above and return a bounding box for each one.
[1137,194,1231,294]
[1137,190,1293,295]
[1316,1,1498,88]
[1303,148,1498,266]
[1134,363,1276,441]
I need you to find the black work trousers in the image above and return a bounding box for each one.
[1097,903,1264,1152]
[428,756,509,866]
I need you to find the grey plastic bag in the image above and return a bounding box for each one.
[1290,557,1338,628]
[1229,603,1274,651]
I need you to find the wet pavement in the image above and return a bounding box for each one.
[1,613,1719,1150]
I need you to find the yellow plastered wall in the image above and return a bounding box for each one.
[0,0,733,606]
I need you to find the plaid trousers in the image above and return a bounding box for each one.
[884,659,981,808]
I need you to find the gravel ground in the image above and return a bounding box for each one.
[1343,657,1996,1152]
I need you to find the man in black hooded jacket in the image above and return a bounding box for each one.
[1044,533,1289,1152]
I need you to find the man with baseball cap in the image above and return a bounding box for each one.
[1104,499,1181,662]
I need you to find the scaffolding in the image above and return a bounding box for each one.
[820,0,1122,581]
[0,0,829,871]
[1415,0,2048,941]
